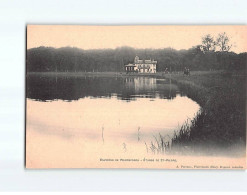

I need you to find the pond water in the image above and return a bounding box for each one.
[26,75,200,168]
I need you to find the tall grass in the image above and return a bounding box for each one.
[149,71,246,156]
[148,133,170,154]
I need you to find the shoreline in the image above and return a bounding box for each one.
[26,71,163,78]
[26,70,230,78]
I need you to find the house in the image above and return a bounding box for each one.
[125,56,157,73]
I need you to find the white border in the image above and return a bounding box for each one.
[0,0,246,192]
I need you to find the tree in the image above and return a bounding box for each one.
[215,32,232,52]
[27,45,246,72]
[201,34,216,52]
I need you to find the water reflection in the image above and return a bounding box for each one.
[26,75,182,101]
[26,74,201,167]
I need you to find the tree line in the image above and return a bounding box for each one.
[26,33,247,72]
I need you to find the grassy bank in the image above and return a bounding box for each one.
[157,71,246,157]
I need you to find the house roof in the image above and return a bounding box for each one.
[135,60,157,64]
[125,64,136,67]
[125,57,157,67]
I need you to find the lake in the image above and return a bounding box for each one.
[26,74,200,168]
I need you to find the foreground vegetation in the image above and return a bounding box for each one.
[152,71,246,157]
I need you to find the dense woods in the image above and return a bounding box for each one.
[26,46,247,72]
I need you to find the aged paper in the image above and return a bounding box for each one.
[26,25,246,169]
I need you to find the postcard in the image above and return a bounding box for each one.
[26,25,246,169]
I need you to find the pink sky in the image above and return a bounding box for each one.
[27,25,247,53]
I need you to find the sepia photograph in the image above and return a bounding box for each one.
[25,25,246,169]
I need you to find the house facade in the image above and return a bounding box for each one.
[125,56,157,73]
